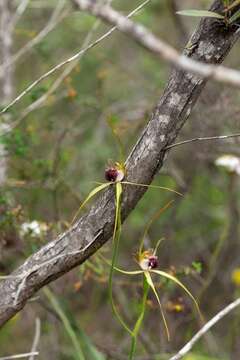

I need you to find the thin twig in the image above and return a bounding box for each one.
[1,0,67,74]
[6,1,112,134]
[169,297,240,360]
[29,318,41,360]
[0,0,150,116]
[10,0,31,29]
[0,353,38,360]
[165,133,240,150]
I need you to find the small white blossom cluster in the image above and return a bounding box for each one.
[20,220,47,237]
[215,155,240,175]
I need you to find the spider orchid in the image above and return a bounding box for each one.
[70,161,182,330]
[71,160,182,226]
[107,240,201,360]
[101,202,201,360]
[70,122,183,359]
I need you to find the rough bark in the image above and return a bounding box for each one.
[0,0,239,327]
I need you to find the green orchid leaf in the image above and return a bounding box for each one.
[151,270,201,318]
[144,271,170,340]
[71,182,111,225]
[176,10,224,19]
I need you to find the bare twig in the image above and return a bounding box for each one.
[10,0,31,29]
[165,132,240,150]
[0,0,150,116]
[170,297,240,360]
[6,0,113,134]
[0,0,68,74]
[29,318,41,360]
[0,353,38,360]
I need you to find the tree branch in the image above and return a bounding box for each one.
[72,0,240,86]
[0,0,239,328]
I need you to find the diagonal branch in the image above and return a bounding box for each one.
[72,0,240,86]
[0,0,239,328]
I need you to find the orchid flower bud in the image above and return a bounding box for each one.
[105,162,125,182]
[139,250,158,270]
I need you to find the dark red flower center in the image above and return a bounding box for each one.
[148,256,158,269]
[105,167,118,182]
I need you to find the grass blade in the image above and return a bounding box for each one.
[44,287,85,360]
[77,328,106,360]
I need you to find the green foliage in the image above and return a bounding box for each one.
[176,10,224,19]
[177,0,240,25]
[0,129,28,157]
[44,287,86,360]
[44,287,105,360]
[29,86,48,102]
[192,261,203,274]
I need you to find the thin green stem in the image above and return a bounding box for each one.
[129,337,137,360]
[129,277,150,360]
[109,182,133,335]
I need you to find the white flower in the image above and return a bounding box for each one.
[20,220,47,237]
[215,155,240,175]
